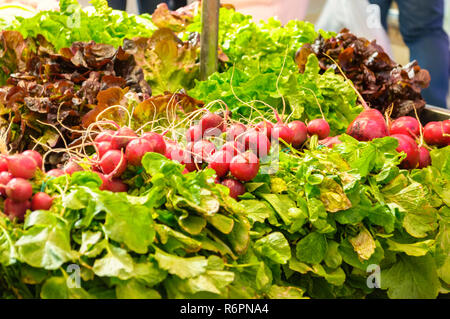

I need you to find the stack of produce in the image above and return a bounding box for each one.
[0,1,449,300]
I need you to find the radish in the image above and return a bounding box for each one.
[22,150,43,169]
[186,125,203,143]
[96,141,116,159]
[222,141,244,156]
[94,172,110,191]
[221,178,246,199]
[319,135,342,148]
[288,121,308,148]
[391,134,420,169]
[125,138,153,166]
[347,109,389,141]
[7,154,38,179]
[6,178,33,202]
[243,130,271,158]
[229,151,260,182]
[99,150,127,177]
[255,121,274,139]
[389,116,421,139]
[226,123,246,141]
[141,132,166,155]
[307,119,330,140]
[208,150,232,178]
[0,156,8,172]
[165,142,196,172]
[418,146,431,169]
[192,140,216,164]
[110,127,138,149]
[46,169,65,177]
[0,171,13,196]
[104,179,129,193]
[200,112,224,134]
[272,123,295,144]
[424,121,450,146]
[182,168,189,174]
[94,130,115,143]
[31,192,53,211]
[4,198,30,221]
[64,160,83,175]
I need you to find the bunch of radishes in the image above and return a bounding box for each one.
[171,111,332,199]
[346,108,450,169]
[0,151,53,221]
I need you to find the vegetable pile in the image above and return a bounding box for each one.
[0,1,449,300]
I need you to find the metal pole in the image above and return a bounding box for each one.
[200,0,220,81]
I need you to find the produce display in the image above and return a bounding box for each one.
[0,0,449,299]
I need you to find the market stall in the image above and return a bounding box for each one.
[0,0,448,300]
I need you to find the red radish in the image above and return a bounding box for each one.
[319,135,342,148]
[141,132,166,155]
[47,169,65,177]
[94,130,115,143]
[389,116,421,139]
[357,109,386,121]
[221,178,246,199]
[272,123,295,144]
[0,156,8,172]
[222,141,244,156]
[186,125,203,143]
[5,178,33,202]
[208,150,232,178]
[192,140,216,164]
[64,161,83,175]
[243,131,271,158]
[418,146,431,169]
[307,119,330,140]
[255,121,274,139]
[288,121,308,148]
[200,112,224,134]
[94,172,110,191]
[391,134,420,169]
[229,151,260,182]
[4,198,30,221]
[347,109,389,141]
[0,171,13,196]
[104,179,128,193]
[125,138,153,166]
[7,154,37,179]
[31,192,53,211]
[22,150,43,169]
[110,127,138,149]
[182,168,189,174]
[165,142,196,172]
[226,123,247,141]
[99,150,127,177]
[424,121,450,146]
[96,141,116,158]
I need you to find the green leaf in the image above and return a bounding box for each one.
[92,245,135,280]
[380,254,440,299]
[15,211,73,270]
[103,193,155,254]
[385,239,435,257]
[254,232,291,264]
[40,276,92,299]
[296,232,327,264]
[154,249,207,279]
[207,214,234,234]
[116,279,161,299]
[324,240,342,269]
[267,285,307,299]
